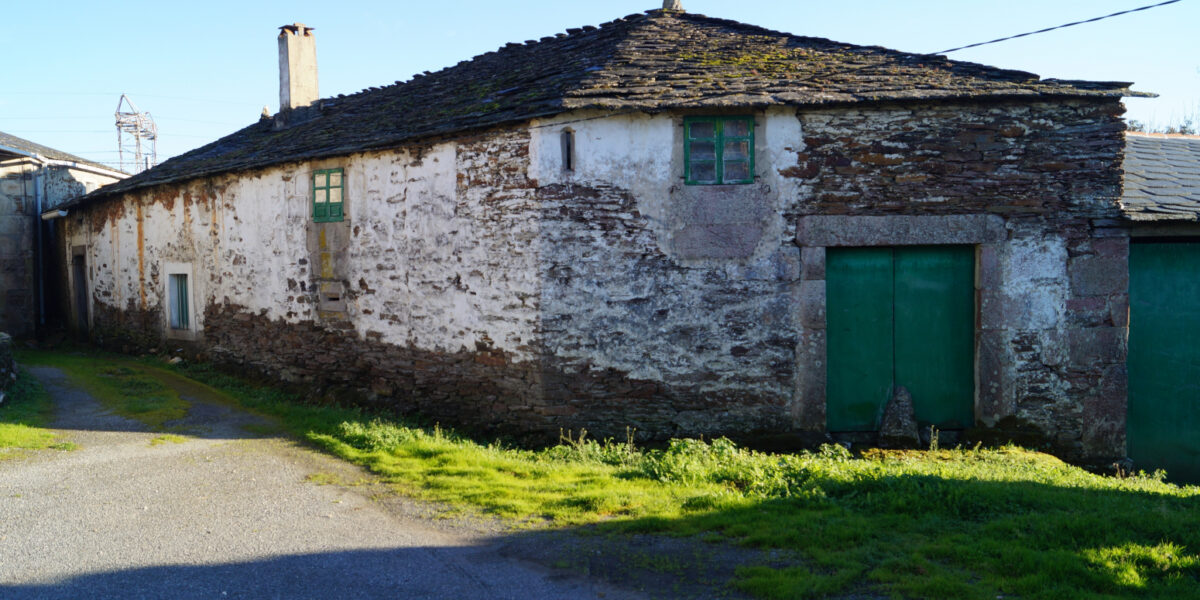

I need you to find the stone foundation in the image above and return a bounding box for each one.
[199,302,790,445]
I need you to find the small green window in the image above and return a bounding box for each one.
[312,168,345,222]
[684,116,755,185]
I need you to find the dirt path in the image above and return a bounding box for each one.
[0,366,648,600]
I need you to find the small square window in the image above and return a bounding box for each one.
[313,168,345,222]
[684,116,755,185]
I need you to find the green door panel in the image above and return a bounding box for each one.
[894,246,977,429]
[1129,242,1200,483]
[826,246,976,433]
[826,248,896,432]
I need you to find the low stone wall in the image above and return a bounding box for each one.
[0,333,15,399]
[199,302,790,446]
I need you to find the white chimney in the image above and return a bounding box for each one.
[278,23,318,112]
[663,0,683,10]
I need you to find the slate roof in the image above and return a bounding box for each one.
[0,130,118,173]
[74,8,1144,207]
[1122,133,1200,221]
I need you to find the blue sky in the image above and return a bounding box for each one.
[3,0,1196,171]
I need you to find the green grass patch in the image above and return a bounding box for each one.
[0,368,60,453]
[21,349,1200,599]
[149,434,188,446]
[18,350,189,429]
[167,361,1200,600]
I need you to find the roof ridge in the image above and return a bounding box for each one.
[0,130,121,173]
[74,8,1142,206]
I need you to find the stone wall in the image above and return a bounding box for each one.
[534,181,796,440]
[0,162,37,338]
[789,99,1128,459]
[1,159,124,338]
[65,97,1130,458]
[525,107,805,441]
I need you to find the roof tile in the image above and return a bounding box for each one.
[78,9,1142,205]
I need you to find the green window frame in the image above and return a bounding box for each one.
[312,168,345,222]
[684,116,755,185]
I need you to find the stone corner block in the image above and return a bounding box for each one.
[1069,253,1129,297]
[1067,327,1127,369]
[793,280,827,330]
[800,246,825,281]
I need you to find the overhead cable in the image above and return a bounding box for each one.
[935,0,1183,54]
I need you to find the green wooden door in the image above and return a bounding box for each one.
[1129,242,1200,483]
[826,248,896,431]
[826,246,976,432]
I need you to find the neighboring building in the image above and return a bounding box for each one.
[0,132,125,337]
[1121,133,1200,481]
[50,7,1144,463]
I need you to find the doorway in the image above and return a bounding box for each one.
[825,245,976,432]
[71,253,88,337]
[1128,240,1200,482]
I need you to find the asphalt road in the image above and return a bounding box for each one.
[0,366,646,600]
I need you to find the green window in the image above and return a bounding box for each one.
[312,168,345,222]
[684,116,754,185]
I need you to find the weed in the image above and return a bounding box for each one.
[149,434,188,446]
[306,472,343,486]
[0,368,62,453]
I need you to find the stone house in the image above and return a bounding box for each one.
[50,7,1145,463]
[0,132,125,337]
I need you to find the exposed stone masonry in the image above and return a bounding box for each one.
[63,96,1131,460]
[791,98,1128,459]
[793,100,1125,220]
[536,181,796,439]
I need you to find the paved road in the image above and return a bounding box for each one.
[0,367,646,600]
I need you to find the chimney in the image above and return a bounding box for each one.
[662,0,683,10]
[278,23,318,112]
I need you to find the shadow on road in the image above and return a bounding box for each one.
[0,546,628,600]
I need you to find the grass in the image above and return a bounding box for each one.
[163,359,1200,599]
[14,348,1200,598]
[18,350,189,429]
[149,434,188,446]
[0,368,66,454]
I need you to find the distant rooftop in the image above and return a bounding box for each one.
[0,130,121,173]
[1122,133,1200,222]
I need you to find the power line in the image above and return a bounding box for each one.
[0,115,244,126]
[935,0,1184,54]
[5,130,213,138]
[4,91,261,107]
